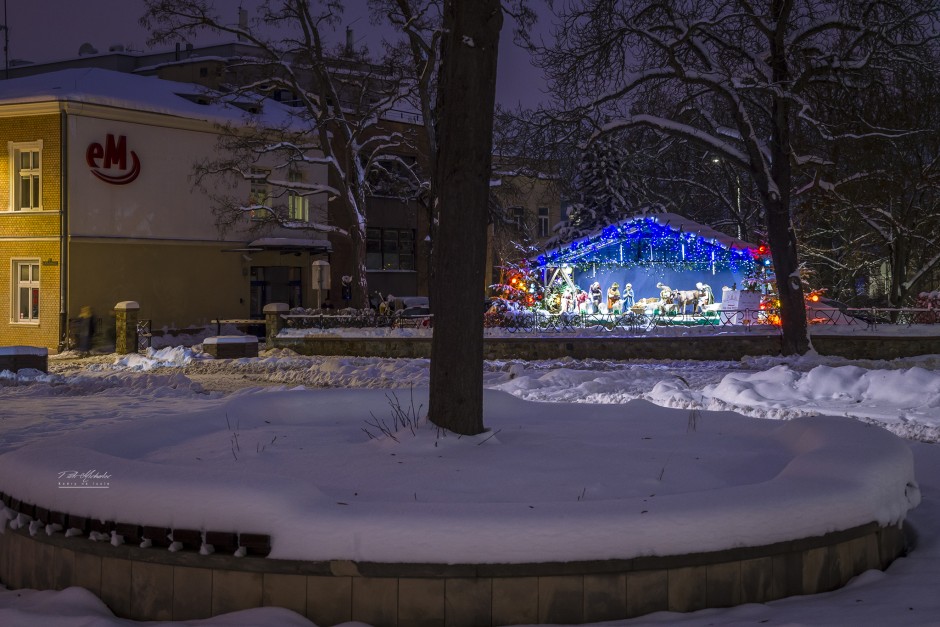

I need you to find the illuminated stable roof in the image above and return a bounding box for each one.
[536,212,763,274]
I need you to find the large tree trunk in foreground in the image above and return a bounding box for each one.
[768,0,809,355]
[767,194,809,354]
[428,0,502,435]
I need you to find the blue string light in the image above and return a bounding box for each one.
[537,217,761,275]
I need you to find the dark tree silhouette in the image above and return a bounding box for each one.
[428,0,502,435]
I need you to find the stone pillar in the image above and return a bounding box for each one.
[264,302,289,346]
[114,301,140,355]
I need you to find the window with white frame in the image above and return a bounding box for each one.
[13,260,40,322]
[538,207,550,237]
[511,206,524,228]
[9,141,42,211]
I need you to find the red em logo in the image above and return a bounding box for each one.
[86,134,141,185]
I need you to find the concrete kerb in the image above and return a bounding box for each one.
[0,503,910,626]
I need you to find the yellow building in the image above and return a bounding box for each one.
[7,42,430,309]
[0,69,330,352]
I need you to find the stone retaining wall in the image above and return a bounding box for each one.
[0,517,907,626]
[273,333,940,361]
[810,335,940,360]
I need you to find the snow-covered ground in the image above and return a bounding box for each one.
[1,346,939,626]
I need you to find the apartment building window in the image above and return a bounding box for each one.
[249,168,270,221]
[511,206,524,228]
[13,261,40,322]
[9,141,42,211]
[287,170,309,223]
[538,207,550,237]
[366,228,415,270]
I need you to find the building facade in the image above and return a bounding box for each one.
[3,42,555,337]
[6,42,431,307]
[0,69,330,351]
[488,159,565,292]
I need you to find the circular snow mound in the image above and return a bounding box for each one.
[0,389,919,623]
[0,389,918,564]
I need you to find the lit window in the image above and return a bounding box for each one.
[287,171,309,223]
[9,142,42,211]
[13,261,40,322]
[249,168,270,221]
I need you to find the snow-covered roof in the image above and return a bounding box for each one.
[0,68,297,127]
[640,212,755,249]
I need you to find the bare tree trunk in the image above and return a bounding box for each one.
[349,221,369,309]
[769,0,809,355]
[767,196,809,354]
[428,0,502,435]
[888,235,907,318]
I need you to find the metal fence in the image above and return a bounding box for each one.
[283,313,434,330]
[137,319,152,351]
[808,307,937,327]
[486,309,762,333]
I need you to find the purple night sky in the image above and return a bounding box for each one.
[2,0,549,108]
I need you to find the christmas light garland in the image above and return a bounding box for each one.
[536,216,767,275]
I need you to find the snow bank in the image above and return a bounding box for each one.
[0,346,48,357]
[0,585,314,626]
[113,346,203,371]
[705,365,940,410]
[0,389,918,564]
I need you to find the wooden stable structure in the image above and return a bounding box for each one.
[535,213,769,318]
